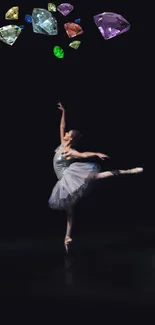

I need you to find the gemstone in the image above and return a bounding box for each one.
[93,12,130,40]
[53,46,64,58]
[75,18,81,24]
[57,3,73,16]
[69,40,81,49]
[48,3,57,12]
[19,25,25,29]
[5,6,19,20]
[32,8,58,35]
[25,14,32,23]
[64,22,83,38]
[0,25,21,46]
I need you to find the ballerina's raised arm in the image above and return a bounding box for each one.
[57,102,66,144]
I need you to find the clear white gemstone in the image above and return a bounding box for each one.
[0,25,21,46]
[32,8,58,35]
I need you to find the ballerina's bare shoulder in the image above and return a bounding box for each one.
[55,144,70,153]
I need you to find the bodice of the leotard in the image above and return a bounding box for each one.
[53,144,74,180]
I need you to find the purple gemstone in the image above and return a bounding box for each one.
[57,3,74,16]
[93,12,130,40]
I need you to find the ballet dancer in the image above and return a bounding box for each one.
[48,102,143,252]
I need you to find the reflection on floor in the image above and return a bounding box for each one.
[1,228,155,307]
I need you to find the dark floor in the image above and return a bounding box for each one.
[1,224,155,323]
[1,226,155,306]
[1,174,153,319]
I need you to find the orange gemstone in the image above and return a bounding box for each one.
[64,22,83,38]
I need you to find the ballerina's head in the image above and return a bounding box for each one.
[63,129,82,148]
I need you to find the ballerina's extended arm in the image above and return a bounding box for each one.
[57,102,66,144]
[64,149,109,160]
[64,150,143,178]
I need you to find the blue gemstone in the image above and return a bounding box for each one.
[75,18,81,24]
[25,14,32,23]
[19,25,25,29]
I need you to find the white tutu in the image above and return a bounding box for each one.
[48,161,100,210]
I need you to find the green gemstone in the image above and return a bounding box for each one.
[69,40,81,49]
[48,3,57,12]
[53,45,64,58]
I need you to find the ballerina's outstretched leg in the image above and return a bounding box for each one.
[64,207,73,253]
[95,167,143,179]
[63,168,143,251]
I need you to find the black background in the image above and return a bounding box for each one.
[1,1,153,321]
[1,1,146,241]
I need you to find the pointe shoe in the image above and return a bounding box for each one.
[130,167,143,174]
[64,236,72,253]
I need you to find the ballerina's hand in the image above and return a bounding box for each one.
[57,102,64,111]
[97,153,110,160]
[63,150,72,160]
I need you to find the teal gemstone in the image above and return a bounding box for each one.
[32,8,58,35]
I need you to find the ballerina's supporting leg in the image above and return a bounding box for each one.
[64,207,73,252]
[95,167,143,179]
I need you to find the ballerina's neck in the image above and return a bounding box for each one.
[63,141,71,150]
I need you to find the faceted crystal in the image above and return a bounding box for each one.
[25,14,32,23]
[64,23,83,38]
[57,3,73,16]
[0,25,21,46]
[69,40,81,49]
[48,3,57,12]
[32,8,58,35]
[93,12,130,40]
[75,18,81,24]
[5,6,19,20]
[19,25,25,29]
[53,46,64,58]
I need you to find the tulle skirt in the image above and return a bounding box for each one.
[48,162,101,210]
